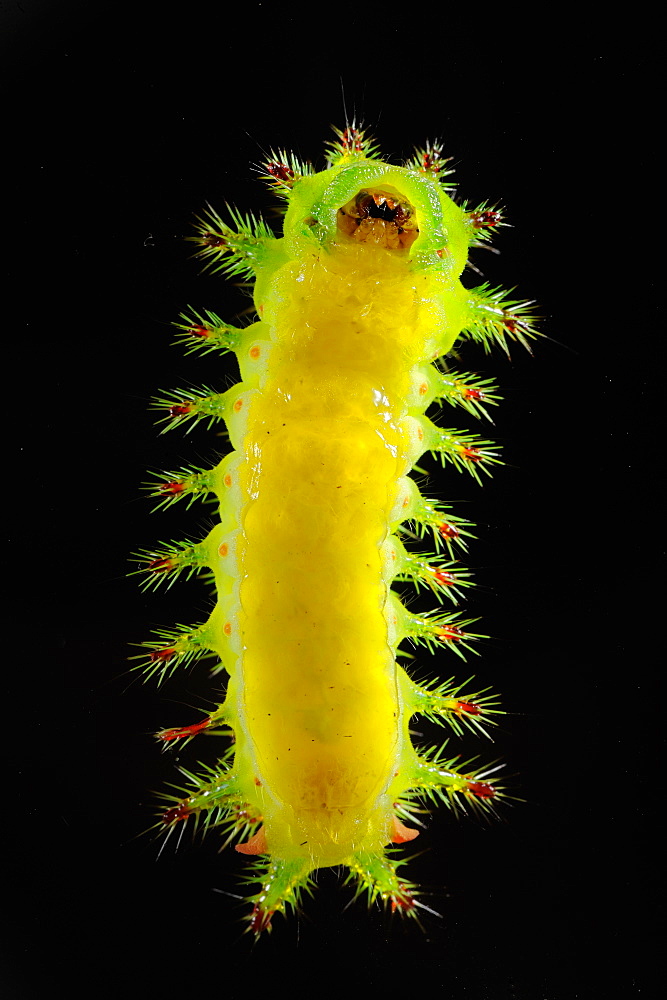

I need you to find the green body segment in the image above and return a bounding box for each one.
[142,129,536,930]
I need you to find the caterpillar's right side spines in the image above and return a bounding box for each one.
[390,539,473,605]
[463,284,540,354]
[407,138,456,191]
[404,674,502,739]
[346,852,420,920]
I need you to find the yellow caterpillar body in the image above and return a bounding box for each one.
[136,126,537,933]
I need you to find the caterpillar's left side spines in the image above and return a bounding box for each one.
[131,537,212,591]
[144,464,217,511]
[156,705,229,745]
[151,384,230,434]
[131,620,220,683]
[258,150,314,200]
[157,765,250,842]
[241,858,315,936]
[191,204,275,278]
[172,308,245,356]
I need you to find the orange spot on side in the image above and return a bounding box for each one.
[218,542,228,557]
[223,622,232,636]
[419,382,428,395]
[223,474,232,487]
[249,345,261,360]
[233,398,243,412]
[402,496,410,508]
[390,816,419,844]
[235,825,268,856]
[417,426,424,441]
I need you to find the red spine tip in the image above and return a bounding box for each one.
[454,700,482,716]
[162,802,193,825]
[340,127,364,153]
[390,882,416,913]
[158,481,185,496]
[265,161,295,184]
[503,315,528,336]
[149,647,177,663]
[466,780,496,799]
[463,386,484,400]
[201,233,226,248]
[438,522,459,540]
[250,905,274,935]
[471,209,502,229]
[169,403,193,417]
[435,625,464,642]
[148,557,177,573]
[157,717,212,741]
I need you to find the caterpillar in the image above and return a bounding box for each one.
[134,124,537,935]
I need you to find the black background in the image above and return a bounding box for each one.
[3,3,661,997]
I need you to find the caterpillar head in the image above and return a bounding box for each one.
[280,141,469,275]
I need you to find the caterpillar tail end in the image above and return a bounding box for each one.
[242,857,315,936]
[346,851,420,919]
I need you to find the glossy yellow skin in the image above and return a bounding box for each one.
[221,160,471,867]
